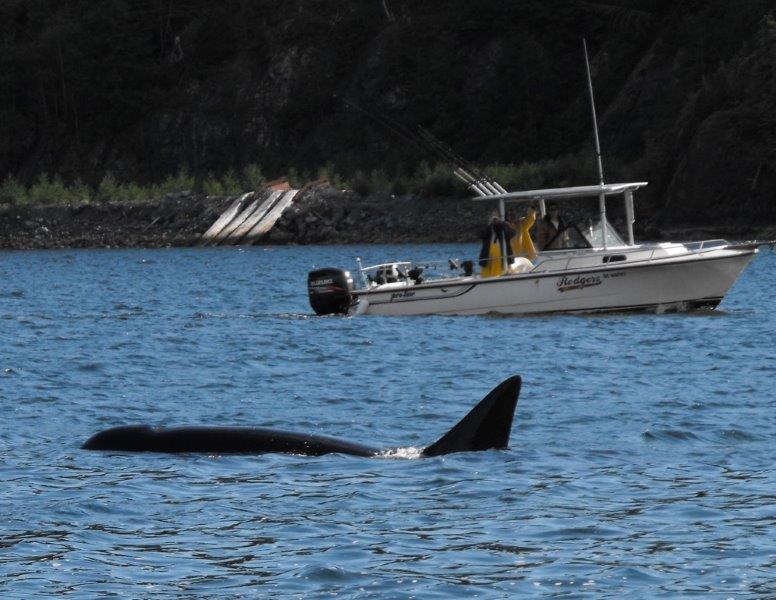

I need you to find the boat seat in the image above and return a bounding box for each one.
[508,257,533,274]
[375,264,403,284]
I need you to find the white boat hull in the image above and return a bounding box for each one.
[354,246,756,316]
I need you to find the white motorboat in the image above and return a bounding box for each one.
[306,182,760,316]
[306,42,762,317]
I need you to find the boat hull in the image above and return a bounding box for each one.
[355,248,756,316]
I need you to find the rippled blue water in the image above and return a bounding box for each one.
[1,244,774,598]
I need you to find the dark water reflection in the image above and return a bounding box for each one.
[0,245,774,597]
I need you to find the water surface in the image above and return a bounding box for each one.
[1,245,774,597]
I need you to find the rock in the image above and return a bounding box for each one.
[267,229,295,244]
[318,225,337,240]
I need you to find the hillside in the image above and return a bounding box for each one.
[1,0,775,227]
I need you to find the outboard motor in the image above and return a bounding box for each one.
[307,268,354,316]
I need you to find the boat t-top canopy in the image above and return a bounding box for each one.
[472,181,648,203]
[472,181,648,248]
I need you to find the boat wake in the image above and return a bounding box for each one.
[192,311,312,321]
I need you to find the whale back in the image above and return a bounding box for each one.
[81,425,379,456]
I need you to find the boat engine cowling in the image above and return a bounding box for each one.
[307,268,355,316]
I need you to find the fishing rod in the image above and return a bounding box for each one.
[416,127,506,195]
[339,96,501,197]
[341,97,459,172]
[339,96,433,161]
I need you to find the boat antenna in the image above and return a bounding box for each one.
[583,38,609,248]
[583,38,605,187]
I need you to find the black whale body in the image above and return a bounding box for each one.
[82,376,520,457]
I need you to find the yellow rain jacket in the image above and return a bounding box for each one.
[479,221,515,278]
[509,209,537,261]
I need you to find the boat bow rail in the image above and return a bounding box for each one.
[527,241,755,274]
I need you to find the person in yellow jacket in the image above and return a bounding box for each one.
[508,206,538,261]
[479,212,515,278]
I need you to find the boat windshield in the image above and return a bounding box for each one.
[582,219,626,247]
[544,223,592,250]
[544,220,626,250]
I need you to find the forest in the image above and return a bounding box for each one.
[0,0,774,225]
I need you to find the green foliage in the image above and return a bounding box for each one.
[0,154,622,208]
[220,169,242,195]
[202,165,276,196]
[316,163,345,189]
[346,168,391,197]
[158,169,196,196]
[4,166,280,205]
[202,174,225,197]
[69,179,92,203]
[0,175,28,205]
[124,182,151,202]
[367,169,391,195]
[242,163,265,190]
[413,163,467,198]
[345,163,468,198]
[485,163,544,191]
[286,167,304,189]
[28,174,72,204]
[96,172,121,203]
[483,154,605,192]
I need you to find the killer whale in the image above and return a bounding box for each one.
[82,376,520,457]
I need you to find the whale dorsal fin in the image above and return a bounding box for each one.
[422,376,520,457]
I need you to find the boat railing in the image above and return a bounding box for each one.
[530,255,576,273]
[357,238,738,285]
[356,258,472,287]
[530,240,734,273]
[643,240,729,262]
[358,261,414,273]
[683,239,728,251]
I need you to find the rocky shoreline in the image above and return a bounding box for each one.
[1,186,774,250]
[0,192,232,249]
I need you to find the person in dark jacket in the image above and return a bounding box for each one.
[479,211,515,277]
[536,202,566,250]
